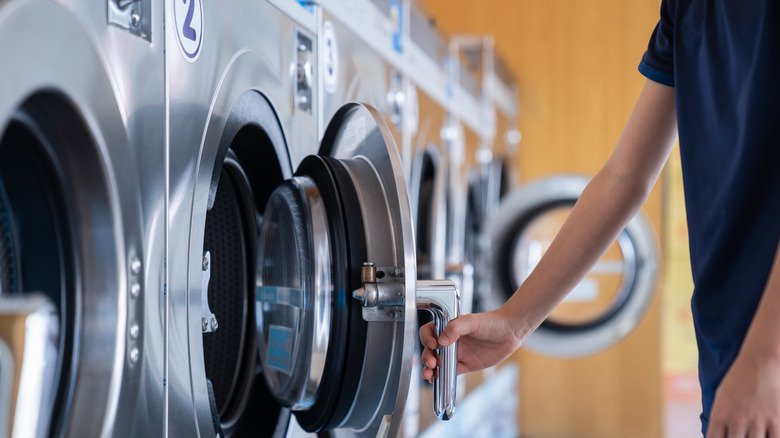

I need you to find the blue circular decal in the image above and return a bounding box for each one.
[173,0,203,62]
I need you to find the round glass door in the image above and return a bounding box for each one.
[491,175,658,358]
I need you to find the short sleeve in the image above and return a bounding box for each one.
[639,0,675,86]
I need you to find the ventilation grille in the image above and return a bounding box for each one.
[203,173,251,416]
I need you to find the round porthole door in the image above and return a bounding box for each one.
[256,103,422,436]
[489,175,659,358]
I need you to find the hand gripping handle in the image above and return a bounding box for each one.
[416,280,460,420]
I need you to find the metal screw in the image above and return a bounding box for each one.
[210,317,218,331]
[202,256,209,271]
[130,322,140,340]
[130,281,141,299]
[131,256,141,275]
[130,9,141,28]
[129,347,139,364]
[201,317,208,332]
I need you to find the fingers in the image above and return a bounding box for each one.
[746,423,766,438]
[421,346,438,369]
[438,313,480,347]
[418,321,438,351]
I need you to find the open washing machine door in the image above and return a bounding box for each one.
[185,99,459,438]
[489,175,658,358]
[0,1,147,435]
[256,103,459,436]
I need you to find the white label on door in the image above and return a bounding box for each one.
[173,0,204,63]
[322,21,339,94]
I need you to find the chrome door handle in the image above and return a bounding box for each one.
[352,265,460,420]
[416,280,459,420]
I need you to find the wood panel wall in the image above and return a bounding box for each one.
[418,1,665,437]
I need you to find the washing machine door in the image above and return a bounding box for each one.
[490,175,658,358]
[257,103,457,436]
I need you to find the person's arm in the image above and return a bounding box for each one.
[707,242,780,438]
[421,79,677,379]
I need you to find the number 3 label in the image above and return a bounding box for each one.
[173,0,203,62]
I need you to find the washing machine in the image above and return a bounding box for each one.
[440,37,491,317]
[0,0,164,436]
[489,175,659,357]
[406,0,451,285]
[166,1,458,437]
[318,0,406,157]
[455,37,521,313]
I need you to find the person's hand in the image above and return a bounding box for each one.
[419,306,525,382]
[707,350,780,437]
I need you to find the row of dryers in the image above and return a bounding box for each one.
[0,0,660,437]
[0,0,501,437]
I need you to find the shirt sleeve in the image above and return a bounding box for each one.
[639,0,675,87]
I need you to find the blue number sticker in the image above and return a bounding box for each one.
[173,0,203,62]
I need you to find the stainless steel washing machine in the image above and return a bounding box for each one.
[0,0,164,435]
[318,0,406,152]
[456,38,521,313]
[165,1,317,435]
[406,0,451,285]
[167,1,458,437]
[489,175,659,358]
[440,39,489,317]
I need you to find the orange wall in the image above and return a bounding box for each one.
[419,1,665,437]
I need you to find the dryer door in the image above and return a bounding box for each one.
[490,175,659,358]
[257,103,457,436]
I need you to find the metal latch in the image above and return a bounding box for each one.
[352,262,460,420]
[108,0,151,41]
[386,70,404,129]
[293,31,314,114]
[201,252,218,333]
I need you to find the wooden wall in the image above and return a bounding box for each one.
[418,1,665,437]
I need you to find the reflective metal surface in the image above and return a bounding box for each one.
[256,176,332,410]
[166,1,312,435]
[0,1,156,435]
[322,103,418,436]
[415,280,459,421]
[489,175,659,358]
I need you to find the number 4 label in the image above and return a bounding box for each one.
[173,0,203,63]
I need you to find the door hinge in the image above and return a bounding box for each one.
[108,0,151,41]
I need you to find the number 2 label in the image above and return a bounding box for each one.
[173,0,203,62]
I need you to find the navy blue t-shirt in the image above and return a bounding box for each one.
[640,0,780,434]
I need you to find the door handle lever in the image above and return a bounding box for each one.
[416,280,459,420]
[353,265,460,420]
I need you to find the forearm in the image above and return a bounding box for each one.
[503,167,652,335]
[502,79,677,337]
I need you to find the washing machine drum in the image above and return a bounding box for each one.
[490,175,659,358]
[256,103,416,434]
